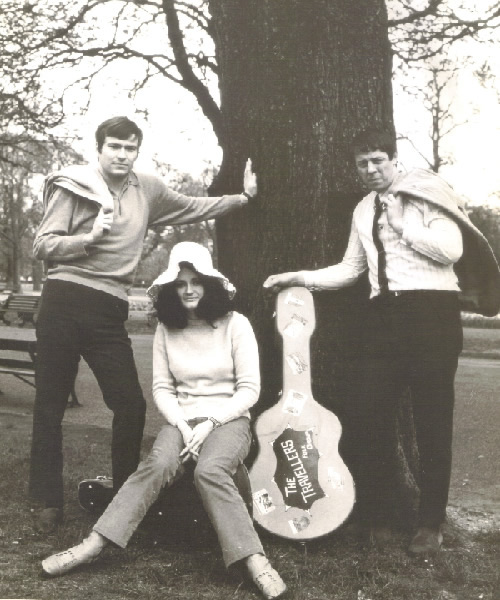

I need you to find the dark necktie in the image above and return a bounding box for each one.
[372,194,389,294]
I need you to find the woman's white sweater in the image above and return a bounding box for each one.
[152,311,260,427]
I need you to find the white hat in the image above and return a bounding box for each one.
[147,241,236,301]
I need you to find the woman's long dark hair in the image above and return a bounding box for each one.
[154,267,233,329]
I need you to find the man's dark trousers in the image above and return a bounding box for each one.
[341,291,463,528]
[29,280,146,509]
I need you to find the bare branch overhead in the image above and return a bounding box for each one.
[388,0,500,61]
[1,0,498,159]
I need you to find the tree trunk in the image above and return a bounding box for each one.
[4,255,13,291]
[8,191,21,293]
[208,0,418,523]
[209,0,392,399]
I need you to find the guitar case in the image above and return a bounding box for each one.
[78,476,114,515]
[249,287,355,540]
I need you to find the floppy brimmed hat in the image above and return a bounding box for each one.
[147,241,236,301]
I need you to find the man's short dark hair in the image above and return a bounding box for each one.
[154,269,233,329]
[95,116,144,152]
[351,127,397,159]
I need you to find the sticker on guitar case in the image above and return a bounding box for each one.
[283,314,308,338]
[283,390,307,416]
[273,428,326,510]
[253,489,276,515]
[289,514,311,534]
[285,352,308,375]
[284,291,305,307]
[327,468,345,490]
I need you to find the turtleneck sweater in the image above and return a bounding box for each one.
[34,168,248,301]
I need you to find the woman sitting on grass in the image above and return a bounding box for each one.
[41,241,287,600]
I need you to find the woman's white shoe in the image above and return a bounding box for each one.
[247,554,287,599]
[41,531,106,577]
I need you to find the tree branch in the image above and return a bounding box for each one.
[162,0,223,144]
[175,3,210,32]
[389,1,500,62]
[397,134,434,170]
[388,0,444,26]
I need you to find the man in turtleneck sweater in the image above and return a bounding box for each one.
[30,116,257,533]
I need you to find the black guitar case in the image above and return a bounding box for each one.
[78,462,253,548]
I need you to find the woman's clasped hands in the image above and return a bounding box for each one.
[178,419,214,462]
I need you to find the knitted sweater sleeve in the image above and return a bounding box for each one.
[152,325,186,426]
[33,188,90,260]
[210,313,261,425]
[145,175,247,227]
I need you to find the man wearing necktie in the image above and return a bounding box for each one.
[264,127,500,555]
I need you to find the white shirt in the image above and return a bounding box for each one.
[303,191,463,297]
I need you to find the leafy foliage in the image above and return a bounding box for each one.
[0,138,82,286]
[468,204,500,262]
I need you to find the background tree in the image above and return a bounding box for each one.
[207,0,391,394]
[468,203,500,263]
[396,57,468,172]
[0,1,71,166]
[387,1,500,62]
[0,138,82,290]
[0,156,44,292]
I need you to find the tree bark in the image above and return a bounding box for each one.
[209,0,393,401]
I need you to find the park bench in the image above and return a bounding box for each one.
[0,293,41,327]
[0,336,38,388]
[0,294,80,406]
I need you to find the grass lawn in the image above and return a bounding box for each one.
[0,413,498,599]
[460,327,500,358]
[0,319,498,599]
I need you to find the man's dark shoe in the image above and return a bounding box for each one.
[408,526,443,555]
[33,507,63,534]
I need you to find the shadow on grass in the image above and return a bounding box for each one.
[0,411,498,600]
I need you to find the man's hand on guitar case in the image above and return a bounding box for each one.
[263,272,306,293]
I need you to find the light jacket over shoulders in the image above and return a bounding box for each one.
[34,165,248,300]
[393,169,500,316]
